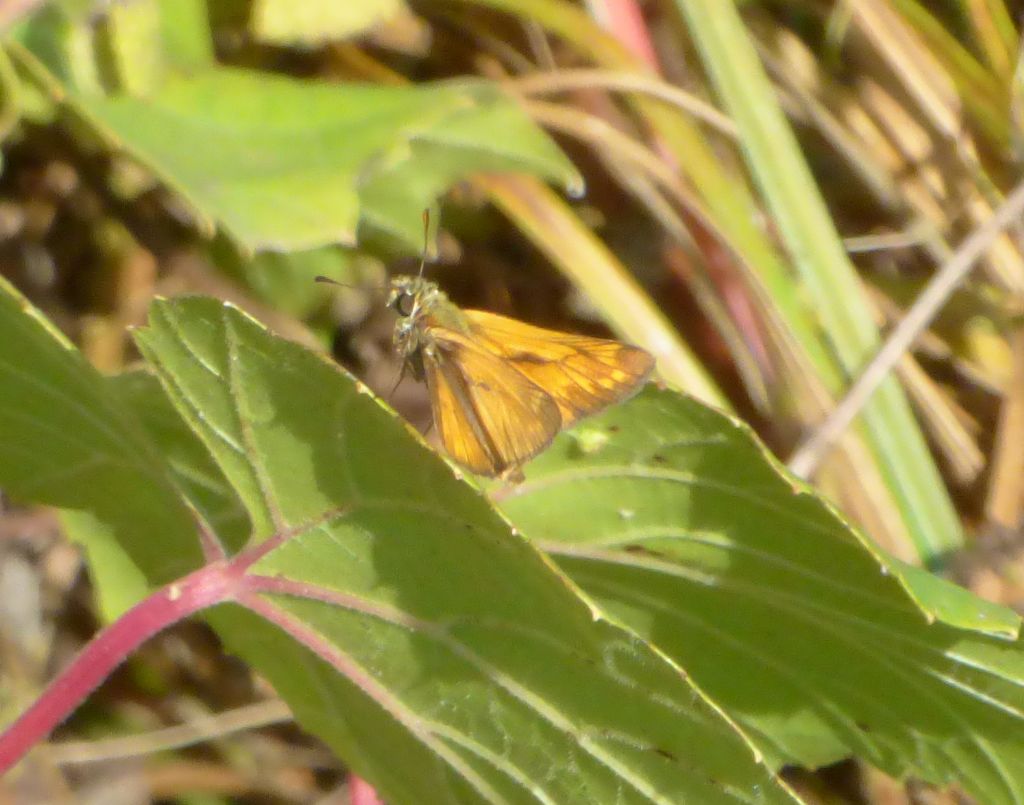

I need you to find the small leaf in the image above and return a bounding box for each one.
[360,83,585,249]
[251,0,407,45]
[498,388,1024,802]
[14,4,104,93]
[0,278,201,613]
[98,0,166,95]
[14,0,213,94]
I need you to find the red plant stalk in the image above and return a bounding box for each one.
[0,560,244,775]
[0,514,345,776]
[588,0,661,70]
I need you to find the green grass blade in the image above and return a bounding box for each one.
[673,0,962,558]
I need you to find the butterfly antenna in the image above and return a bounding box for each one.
[417,208,430,280]
[406,208,433,319]
[314,275,355,289]
[316,275,390,292]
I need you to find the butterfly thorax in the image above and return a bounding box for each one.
[388,275,471,379]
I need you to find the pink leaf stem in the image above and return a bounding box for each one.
[0,560,242,775]
[0,509,345,776]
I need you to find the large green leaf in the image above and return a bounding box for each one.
[72,69,463,250]
[27,64,580,252]
[497,388,1024,803]
[109,369,250,552]
[0,278,200,617]
[133,296,798,804]
[60,369,249,621]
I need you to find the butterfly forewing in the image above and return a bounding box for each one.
[463,310,655,427]
[423,329,562,477]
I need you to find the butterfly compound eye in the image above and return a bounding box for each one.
[394,292,415,317]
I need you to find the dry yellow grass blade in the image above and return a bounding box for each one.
[986,326,1024,529]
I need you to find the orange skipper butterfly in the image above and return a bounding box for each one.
[321,214,654,478]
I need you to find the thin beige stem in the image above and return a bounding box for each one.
[788,177,1024,479]
[985,326,1024,528]
[46,699,293,765]
[509,68,738,139]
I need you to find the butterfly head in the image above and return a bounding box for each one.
[388,275,435,317]
[388,275,446,361]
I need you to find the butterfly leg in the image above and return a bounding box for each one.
[387,363,408,404]
[498,466,526,484]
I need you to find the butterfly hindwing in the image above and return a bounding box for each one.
[422,329,562,477]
